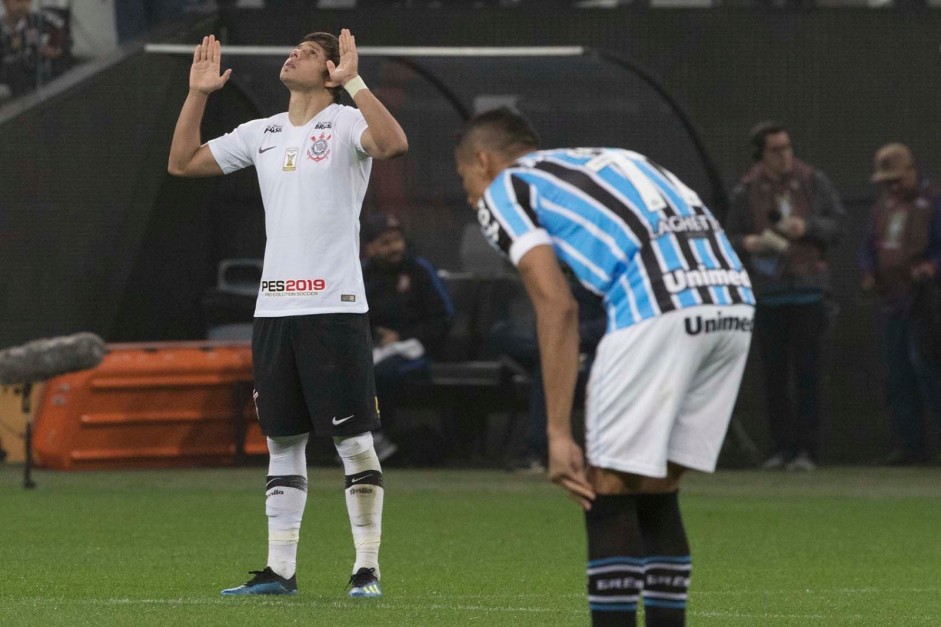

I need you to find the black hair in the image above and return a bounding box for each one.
[455,107,540,158]
[300,32,342,104]
[749,120,787,162]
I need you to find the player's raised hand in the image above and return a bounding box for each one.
[190,35,232,95]
[548,435,596,510]
[326,28,360,87]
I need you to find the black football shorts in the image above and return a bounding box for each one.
[251,313,380,438]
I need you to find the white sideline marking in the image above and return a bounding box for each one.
[697,587,940,595]
[4,597,583,614]
[122,598,584,615]
[7,588,939,621]
[695,611,828,619]
[693,609,941,622]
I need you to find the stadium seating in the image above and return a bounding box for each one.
[202,259,263,341]
[396,272,534,463]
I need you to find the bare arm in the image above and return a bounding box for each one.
[518,245,596,510]
[168,35,232,177]
[327,29,408,160]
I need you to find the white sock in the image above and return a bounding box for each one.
[334,433,384,578]
[266,433,309,579]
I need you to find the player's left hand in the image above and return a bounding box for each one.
[327,28,359,88]
[548,436,596,510]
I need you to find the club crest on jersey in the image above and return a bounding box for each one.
[307,132,332,162]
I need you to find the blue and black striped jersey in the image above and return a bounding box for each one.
[476,148,755,332]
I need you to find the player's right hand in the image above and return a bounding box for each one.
[548,435,596,510]
[190,35,232,95]
[327,29,360,89]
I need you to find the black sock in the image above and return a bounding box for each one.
[585,494,645,627]
[636,492,690,627]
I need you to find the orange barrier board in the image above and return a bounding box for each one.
[32,342,266,470]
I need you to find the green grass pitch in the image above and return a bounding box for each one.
[1,465,939,626]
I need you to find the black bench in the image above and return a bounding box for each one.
[394,272,537,464]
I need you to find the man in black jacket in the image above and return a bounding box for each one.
[361,213,453,460]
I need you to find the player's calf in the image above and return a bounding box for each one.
[637,492,691,627]
[585,494,645,627]
[335,433,385,593]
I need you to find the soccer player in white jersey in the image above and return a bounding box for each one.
[455,108,754,627]
[168,30,407,598]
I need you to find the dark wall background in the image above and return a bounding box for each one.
[219,5,941,198]
[0,52,194,345]
[2,6,938,462]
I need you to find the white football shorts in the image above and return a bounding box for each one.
[585,304,754,478]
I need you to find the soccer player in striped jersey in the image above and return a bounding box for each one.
[455,108,754,626]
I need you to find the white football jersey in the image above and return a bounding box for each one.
[208,104,371,317]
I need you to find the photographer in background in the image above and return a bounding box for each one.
[725,121,846,472]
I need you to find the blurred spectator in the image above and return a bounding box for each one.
[725,121,846,471]
[860,143,941,466]
[0,0,70,101]
[361,212,453,461]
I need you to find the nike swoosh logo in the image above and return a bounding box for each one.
[258,146,276,154]
[350,476,370,484]
[332,414,354,426]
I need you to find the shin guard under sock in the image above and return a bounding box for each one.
[265,474,308,579]
[585,494,645,627]
[636,492,691,627]
[335,434,384,577]
[265,434,309,579]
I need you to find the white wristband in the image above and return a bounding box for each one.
[344,75,367,98]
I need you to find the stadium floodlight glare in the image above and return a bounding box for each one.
[144,44,586,57]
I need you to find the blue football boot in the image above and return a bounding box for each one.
[347,567,382,598]
[221,567,297,596]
